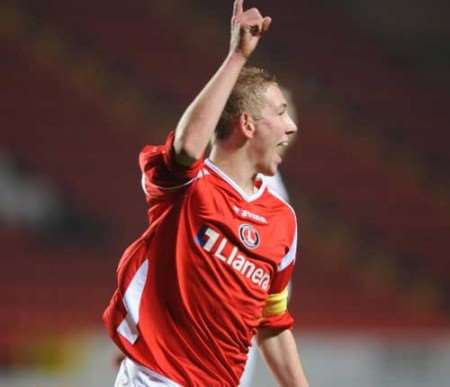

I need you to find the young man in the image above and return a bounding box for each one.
[239,87,298,387]
[103,1,309,386]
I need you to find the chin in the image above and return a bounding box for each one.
[258,164,278,177]
[256,156,280,176]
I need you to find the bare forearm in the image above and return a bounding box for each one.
[257,328,309,387]
[173,0,271,165]
[174,52,246,163]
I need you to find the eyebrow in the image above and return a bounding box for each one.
[278,103,288,111]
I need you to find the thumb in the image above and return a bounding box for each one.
[262,17,272,33]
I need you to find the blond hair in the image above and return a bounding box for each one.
[215,66,276,140]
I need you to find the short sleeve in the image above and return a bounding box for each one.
[259,220,298,330]
[139,131,204,200]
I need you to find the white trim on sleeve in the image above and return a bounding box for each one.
[278,227,297,271]
[267,187,298,272]
[141,168,207,194]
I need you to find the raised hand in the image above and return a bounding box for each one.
[229,0,272,59]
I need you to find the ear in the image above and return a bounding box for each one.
[238,112,256,140]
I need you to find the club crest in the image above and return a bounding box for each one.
[239,224,260,249]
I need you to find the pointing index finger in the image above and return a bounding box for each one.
[233,0,244,17]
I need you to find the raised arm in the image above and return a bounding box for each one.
[173,0,272,166]
[257,328,309,387]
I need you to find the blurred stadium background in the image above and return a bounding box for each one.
[1,0,449,386]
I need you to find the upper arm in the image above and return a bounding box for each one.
[259,213,298,330]
[173,129,206,167]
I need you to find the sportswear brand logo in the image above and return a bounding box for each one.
[232,205,268,224]
[239,224,260,249]
[196,226,270,290]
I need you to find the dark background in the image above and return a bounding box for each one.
[1,0,449,369]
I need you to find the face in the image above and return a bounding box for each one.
[249,84,298,176]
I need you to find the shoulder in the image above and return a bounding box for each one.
[139,132,175,172]
[265,187,297,222]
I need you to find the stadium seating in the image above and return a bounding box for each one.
[1,0,448,361]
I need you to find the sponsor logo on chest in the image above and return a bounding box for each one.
[232,205,268,224]
[196,226,270,290]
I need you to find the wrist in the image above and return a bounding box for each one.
[226,51,248,66]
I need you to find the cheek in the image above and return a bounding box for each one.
[253,122,278,158]
[254,128,271,149]
[253,137,273,165]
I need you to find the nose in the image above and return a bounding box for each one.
[286,114,298,135]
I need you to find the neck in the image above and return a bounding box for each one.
[209,144,258,196]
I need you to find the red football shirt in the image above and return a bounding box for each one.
[103,131,299,386]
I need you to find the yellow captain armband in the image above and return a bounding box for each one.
[262,287,289,317]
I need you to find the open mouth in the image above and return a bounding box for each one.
[276,140,289,151]
[275,140,289,160]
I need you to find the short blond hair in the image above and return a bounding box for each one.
[215,66,276,140]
